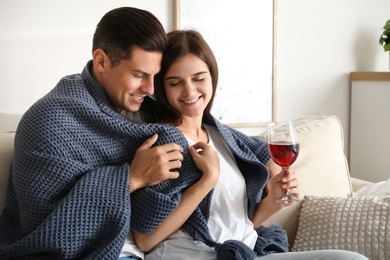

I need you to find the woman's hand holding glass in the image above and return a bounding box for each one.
[266,121,301,204]
[266,165,300,207]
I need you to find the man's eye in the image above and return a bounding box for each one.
[133,73,144,78]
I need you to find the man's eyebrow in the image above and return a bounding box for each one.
[130,69,149,75]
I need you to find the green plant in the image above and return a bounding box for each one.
[379,19,390,52]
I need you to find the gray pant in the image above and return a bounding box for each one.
[143,233,369,260]
[257,250,368,260]
[142,250,368,260]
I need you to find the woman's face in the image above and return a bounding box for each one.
[163,54,213,121]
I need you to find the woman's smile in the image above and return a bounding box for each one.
[181,96,202,104]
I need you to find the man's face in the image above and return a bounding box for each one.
[98,47,162,113]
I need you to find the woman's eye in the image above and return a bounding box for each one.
[194,77,204,82]
[168,81,181,86]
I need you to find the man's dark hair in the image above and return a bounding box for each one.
[92,7,167,67]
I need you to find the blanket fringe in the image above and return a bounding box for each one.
[215,240,256,260]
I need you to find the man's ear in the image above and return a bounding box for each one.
[93,49,110,72]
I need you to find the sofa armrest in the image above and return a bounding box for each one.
[350,177,373,192]
[0,132,15,213]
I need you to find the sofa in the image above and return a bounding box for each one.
[0,115,388,259]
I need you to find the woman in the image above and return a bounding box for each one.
[132,30,368,260]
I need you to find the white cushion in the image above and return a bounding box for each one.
[260,115,353,246]
[292,195,390,260]
[0,132,15,213]
[351,177,374,192]
[355,178,390,197]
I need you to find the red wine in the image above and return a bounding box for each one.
[267,142,300,167]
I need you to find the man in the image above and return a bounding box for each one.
[0,7,183,259]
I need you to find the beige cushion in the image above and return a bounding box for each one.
[292,195,390,260]
[0,132,15,213]
[260,115,353,247]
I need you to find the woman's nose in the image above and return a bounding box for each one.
[182,81,195,96]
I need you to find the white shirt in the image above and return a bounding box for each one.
[203,125,258,248]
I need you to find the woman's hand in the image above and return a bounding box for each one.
[252,161,300,228]
[188,141,220,188]
[133,141,220,252]
[267,167,300,205]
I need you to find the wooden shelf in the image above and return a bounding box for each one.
[350,72,390,81]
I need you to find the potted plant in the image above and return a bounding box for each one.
[379,19,390,69]
[379,19,390,51]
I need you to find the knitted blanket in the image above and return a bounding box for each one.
[0,61,288,259]
[0,61,187,259]
[131,115,289,257]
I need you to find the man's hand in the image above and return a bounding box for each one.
[129,133,183,192]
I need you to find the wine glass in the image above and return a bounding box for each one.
[266,121,300,204]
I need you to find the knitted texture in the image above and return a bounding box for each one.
[0,61,288,259]
[215,240,257,259]
[292,195,390,260]
[0,61,186,259]
[131,99,289,257]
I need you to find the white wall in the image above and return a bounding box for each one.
[1,0,390,167]
[0,0,173,115]
[275,0,390,159]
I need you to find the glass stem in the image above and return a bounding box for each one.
[283,166,293,195]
